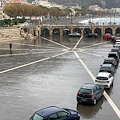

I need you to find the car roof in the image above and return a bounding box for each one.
[82,83,96,89]
[104,57,115,60]
[101,64,112,67]
[97,72,110,77]
[36,106,63,117]
[108,52,118,54]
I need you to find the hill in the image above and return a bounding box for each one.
[48,0,120,9]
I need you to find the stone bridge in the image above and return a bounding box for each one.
[20,23,120,38]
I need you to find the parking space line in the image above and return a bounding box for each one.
[0,51,69,74]
[41,36,70,49]
[80,41,110,49]
[74,51,120,119]
[73,35,83,49]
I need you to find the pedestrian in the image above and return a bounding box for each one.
[9,43,12,54]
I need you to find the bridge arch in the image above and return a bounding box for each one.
[42,28,49,36]
[52,28,60,35]
[63,28,70,35]
[94,28,101,35]
[73,28,81,33]
[84,28,92,34]
[105,28,112,34]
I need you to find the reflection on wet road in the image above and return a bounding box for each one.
[0,35,120,120]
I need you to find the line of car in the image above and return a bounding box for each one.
[77,33,120,105]
[30,33,120,120]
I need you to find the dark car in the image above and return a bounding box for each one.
[30,106,80,120]
[108,52,119,63]
[85,33,98,37]
[99,64,115,75]
[111,48,120,57]
[77,83,104,105]
[103,57,117,67]
[69,32,81,37]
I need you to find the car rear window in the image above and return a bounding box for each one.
[105,60,112,63]
[79,88,92,94]
[96,77,108,80]
[101,67,110,70]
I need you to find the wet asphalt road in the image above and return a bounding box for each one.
[0,35,120,120]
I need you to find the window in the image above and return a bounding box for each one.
[48,114,58,120]
[96,77,108,80]
[96,85,100,90]
[79,88,92,94]
[57,112,68,119]
[31,113,43,120]
[93,87,97,93]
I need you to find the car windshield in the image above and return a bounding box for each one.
[101,67,111,70]
[79,88,92,94]
[96,77,108,80]
[31,113,43,120]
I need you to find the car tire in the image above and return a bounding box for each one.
[93,99,97,105]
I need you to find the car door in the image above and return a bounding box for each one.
[57,111,72,120]
[94,86,101,100]
[109,74,113,85]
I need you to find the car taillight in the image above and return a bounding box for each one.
[95,80,97,82]
[99,70,102,72]
[89,94,94,98]
[103,61,105,63]
[112,61,114,64]
[77,92,80,96]
[107,81,109,83]
[109,70,112,72]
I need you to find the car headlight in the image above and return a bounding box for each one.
[78,113,80,117]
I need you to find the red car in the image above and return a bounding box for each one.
[103,33,112,40]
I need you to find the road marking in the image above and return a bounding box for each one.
[73,35,83,49]
[41,36,70,49]
[74,51,120,118]
[0,51,69,74]
[80,41,111,49]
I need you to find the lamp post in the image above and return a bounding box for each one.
[38,27,40,41]
[70,13,72,24]
[114,13,115,23]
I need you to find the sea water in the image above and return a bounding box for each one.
[79,17,120,25]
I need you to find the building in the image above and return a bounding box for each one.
[89,5,102,11]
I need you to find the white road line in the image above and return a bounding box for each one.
[74,51,120,119]
[80,51,103,57]
[0,51,69,74]
[41,36,70,49]
[73,35,83,49]
[80,41,110,49]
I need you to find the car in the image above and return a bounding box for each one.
[69,32,81,37]
[116,40,120,42]
[30,106,80,120]
[115,42,120,45]
[77,83,104,105]
[103,57,117,67]
[85,33,98,37]
[99,64,115,75]
[111,36,116,42]
[111,47,120,57]
[113,44,120,49]
[95,72,114,88]
[108,51,119,63]
[114,37,120,42]
[103,33,112,40]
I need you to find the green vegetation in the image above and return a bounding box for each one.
[0,17,26,27]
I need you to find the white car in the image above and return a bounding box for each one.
[95,72,113,88]
[115,42,120,45]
